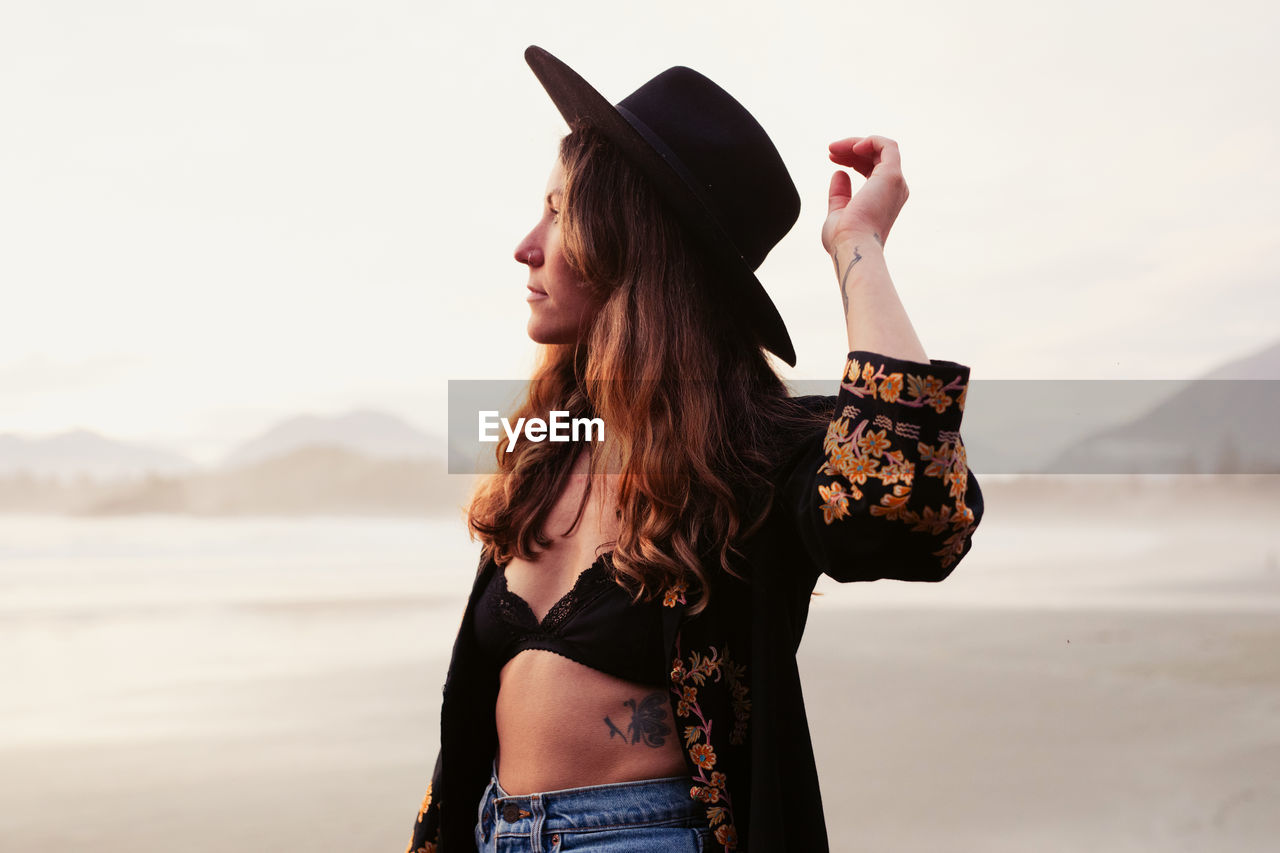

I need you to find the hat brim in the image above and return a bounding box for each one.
[524,46,797,368]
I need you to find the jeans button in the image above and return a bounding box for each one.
[503,802,522,822]
[551,833,561,845]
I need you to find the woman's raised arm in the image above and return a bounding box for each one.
[768,136,983,584]
[822,135,928,363]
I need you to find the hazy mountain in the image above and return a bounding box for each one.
[221,409,442,469]
[0,409,458,515]
[78,445,475,517]
[1043,337,1280,474]
[1201,338,1280,380]
[0,429,195,481]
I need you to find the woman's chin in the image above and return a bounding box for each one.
[526,320,580,346]
[526,323,563,346]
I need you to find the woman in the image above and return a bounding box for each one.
[407,46,982,853]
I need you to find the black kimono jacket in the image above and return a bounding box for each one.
[406,350,984,853]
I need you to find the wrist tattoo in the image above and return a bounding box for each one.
[834,245,864,315]
[603,692,671,748]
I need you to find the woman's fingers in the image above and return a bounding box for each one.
[829,137,873,175]
[828,136,864,153]
[827,170,852,214]
[859,135,901,171]
[823,135,909,252]
[828,135,902,177]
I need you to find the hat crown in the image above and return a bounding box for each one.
[616,67,800,271]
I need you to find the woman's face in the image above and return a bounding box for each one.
[514,159,601,345]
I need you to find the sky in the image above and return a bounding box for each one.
[2,0,1277,464]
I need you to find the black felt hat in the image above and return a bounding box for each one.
[525,46,800,367]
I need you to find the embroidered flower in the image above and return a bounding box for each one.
[670,658,686,684]
[715,823,739,849]
[879,372,904,403]
[844,451,878,485]
[663,580,688,607]
[818,482,851,523]
[856,427,891,458]
[824,442,854,478]
[675,686,697,715]
[690,742,716,769]
[882,449,913,484]
[824,417,851,456]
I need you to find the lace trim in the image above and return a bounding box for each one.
[492,552,618,635]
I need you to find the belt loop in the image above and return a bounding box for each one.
[476,773,498,845]
[530,793,547,853]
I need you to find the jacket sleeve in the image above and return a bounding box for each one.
[404,750,442,853]
[779,350,983,583]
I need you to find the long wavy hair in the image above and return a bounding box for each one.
[467,126,830,614]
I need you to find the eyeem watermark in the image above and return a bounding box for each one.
[479,410,604,451]
[450,377,1280,475]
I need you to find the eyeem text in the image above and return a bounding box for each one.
[478,410,604,451]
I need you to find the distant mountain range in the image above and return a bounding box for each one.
[3,337,1278,515]
[1,409,443,481]
[902,337,1280,476]
[1043,338,1280,474]
[78,445,472,518]
[221,409,441,469]
[0,429,195,481]
[0,409,469,516]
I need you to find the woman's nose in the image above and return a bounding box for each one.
[515,243,544,267]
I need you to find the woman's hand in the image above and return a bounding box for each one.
[821,135,909,255]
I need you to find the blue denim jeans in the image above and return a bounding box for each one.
[475,760,712,852]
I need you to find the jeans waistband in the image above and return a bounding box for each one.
[481,760,701,832]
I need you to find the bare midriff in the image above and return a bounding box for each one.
[492,447,687,795]
[494,654,687,794]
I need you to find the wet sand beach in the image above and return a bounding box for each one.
[2,478,1279,852]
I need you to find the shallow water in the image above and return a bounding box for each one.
[0,515,476,748]
[3,497,1278,751]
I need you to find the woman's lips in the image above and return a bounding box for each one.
[526,286,548,302]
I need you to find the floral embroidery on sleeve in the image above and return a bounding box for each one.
[671,642,748,851]
[663,579,688,607]
[818,354,977,569]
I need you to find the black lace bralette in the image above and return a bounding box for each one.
[473,551,669,687]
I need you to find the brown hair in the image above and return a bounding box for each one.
[467,126,830,614]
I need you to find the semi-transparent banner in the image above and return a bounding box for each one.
[447,378,1280,476]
